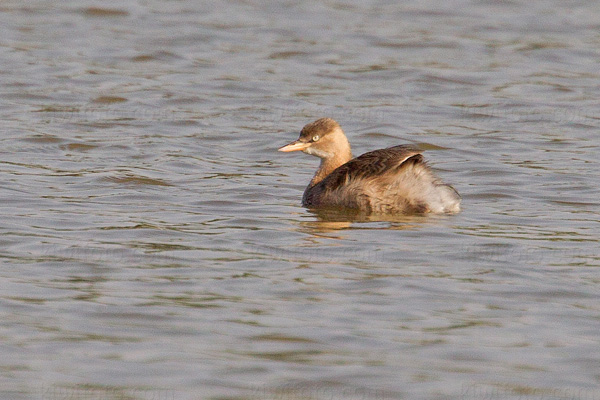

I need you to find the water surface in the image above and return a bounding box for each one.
[1,1,599,399]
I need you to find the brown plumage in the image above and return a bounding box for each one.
[279,118,461,214]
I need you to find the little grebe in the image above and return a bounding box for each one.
[279,118,461,214]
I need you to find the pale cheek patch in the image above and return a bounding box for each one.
[304,147,331,159]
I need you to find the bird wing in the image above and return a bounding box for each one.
[324,145,423,187]
[303,145,424,208]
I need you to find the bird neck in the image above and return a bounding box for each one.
[309,146,352,187]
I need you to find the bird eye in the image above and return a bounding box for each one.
[312,135,319,142]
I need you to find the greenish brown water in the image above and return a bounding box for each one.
[1,1,599,399]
